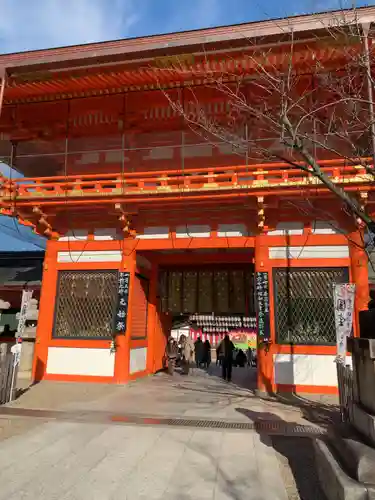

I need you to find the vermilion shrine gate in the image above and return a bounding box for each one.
[0,8,374,394]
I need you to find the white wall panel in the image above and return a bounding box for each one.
[94,228,118,240]
[176,225,211,238]
[59,230,88,241]
[57,250,122,263]
[268,222,304,236]
[269,245,349,260]
[217,224,248,237]
[129,347,147,374]
[136,227,170,239]
[273,353,351,387]
[311,221,340,235]
[46,347,115,377]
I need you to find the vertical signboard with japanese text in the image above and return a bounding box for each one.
[256,272,271,343]
[114,272,130,334]
[16,289,33,339]
[333,283,355,363]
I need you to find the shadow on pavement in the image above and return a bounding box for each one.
[186,439,255,500]
[180,365,339,428]
[236,407,328,500]
[273,392,340,427]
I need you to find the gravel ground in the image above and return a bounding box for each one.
[272,436,328,500]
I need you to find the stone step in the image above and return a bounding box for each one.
[352,403,375,447]
[314,438,375,500]
[329,435,375,485]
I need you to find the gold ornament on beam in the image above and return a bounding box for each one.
[359,191,368,211]
[257,196,266,232]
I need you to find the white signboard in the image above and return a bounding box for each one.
[11,343,22,367]
[333,283,355,363]
[16,290,33,339]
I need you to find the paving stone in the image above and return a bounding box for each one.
[0,368,335,499]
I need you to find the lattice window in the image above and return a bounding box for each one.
[273,267,349,345]
[53,270,118,339]
[159,266,253,315]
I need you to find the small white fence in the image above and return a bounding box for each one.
[336,362,355,424]
[0,344,20,405]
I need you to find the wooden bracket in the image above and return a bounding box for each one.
[32,206,59,239]
[115,203,136,238]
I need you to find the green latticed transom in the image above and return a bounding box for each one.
[273,267,348,345]
[53,270,118,339]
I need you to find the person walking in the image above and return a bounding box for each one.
[218,334,235,382]
[166,336,178,375]
[236,349,247,367]
[194,336,204,368]
[202,339,211,369]
[216,344,223,366]
[180,334,194,375]
[246,347,253,367]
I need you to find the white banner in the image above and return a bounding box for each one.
[11,343,22,367]
[16,289,33,339]
[333,283,355,363]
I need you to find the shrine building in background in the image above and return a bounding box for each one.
[0,6,374,394]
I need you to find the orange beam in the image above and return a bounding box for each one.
[2,157,372,209]
[7,184,374,208]
[10,156,372,182]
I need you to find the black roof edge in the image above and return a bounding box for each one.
[0,251,45,260]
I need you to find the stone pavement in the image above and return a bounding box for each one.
[0,367,335,499]
[10,365,338,426]
[0,419,288,500]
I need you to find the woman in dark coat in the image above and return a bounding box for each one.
[202,339,211,368]
[194,337,204,367]
[218,335,235,382]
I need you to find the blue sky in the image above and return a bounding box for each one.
[0,0,374,54]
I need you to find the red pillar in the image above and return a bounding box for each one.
[255,234,275,394]
[349,231,369,335]
[113,249,137,383]
[146,262,159,374]
[32,241,58,381]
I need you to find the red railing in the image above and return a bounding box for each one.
[0,159,372,205]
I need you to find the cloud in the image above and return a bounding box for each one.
[0,0,139,53]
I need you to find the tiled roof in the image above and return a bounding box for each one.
[0,216,46,252]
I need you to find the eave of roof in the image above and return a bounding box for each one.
[1,6,375,73]
[0,251,44,260]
